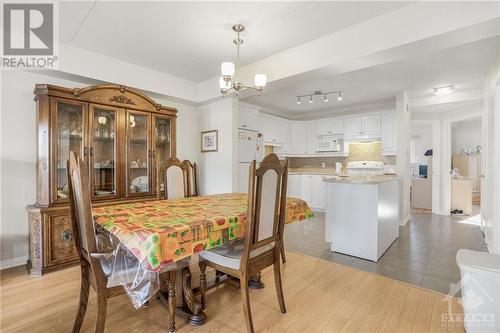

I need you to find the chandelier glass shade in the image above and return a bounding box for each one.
[219,24,267,96]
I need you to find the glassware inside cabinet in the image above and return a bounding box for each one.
[154,117,171,164]
[92,108,117,197]
[128,113,149,194]
[56,101,84,200]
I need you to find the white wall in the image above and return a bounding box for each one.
[481,55,500,254]
[411,124,433,164]
[0,70,199,266]
[396,92,411,224]
[198,97,239,195]
[451,118,482,155]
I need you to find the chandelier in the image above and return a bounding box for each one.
[296,90,343,105]
[219,24,267,96]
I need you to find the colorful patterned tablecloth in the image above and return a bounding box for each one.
[93,193,313,271]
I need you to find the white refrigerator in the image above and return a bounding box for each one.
[238,129,262,193]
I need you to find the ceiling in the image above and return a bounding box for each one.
[241,36,500,119]
[59,1,411,82]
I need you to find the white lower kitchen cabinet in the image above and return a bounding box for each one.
[310,175,326,211]
[287,174,302,198]
[287,174,326,212]
[300,175,312,206]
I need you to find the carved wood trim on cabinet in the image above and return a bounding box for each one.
[29,83,177,275]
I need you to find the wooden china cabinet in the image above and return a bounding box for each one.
[27,84,177,275]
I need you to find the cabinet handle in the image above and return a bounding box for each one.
[152,150,156,160]
[83,146,88,157]
[89,147,94,156]
[61,229,73,242]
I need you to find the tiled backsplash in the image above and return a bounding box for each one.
[287,155,397,169]
[348,141,383,162]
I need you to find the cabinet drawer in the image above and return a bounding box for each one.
[47,214,78,265]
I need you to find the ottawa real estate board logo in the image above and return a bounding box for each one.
[2,2,59,69]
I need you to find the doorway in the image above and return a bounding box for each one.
[449,116,482,222]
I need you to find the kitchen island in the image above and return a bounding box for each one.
[324,175,400,262]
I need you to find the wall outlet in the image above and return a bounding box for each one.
[321,162,326,168]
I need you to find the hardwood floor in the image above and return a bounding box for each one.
[0,252,464,332]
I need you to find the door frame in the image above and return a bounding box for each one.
[410,120,441,215]
[443,111,482,216]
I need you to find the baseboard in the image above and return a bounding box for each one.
[400,214,411,226]
[0,256,28,270]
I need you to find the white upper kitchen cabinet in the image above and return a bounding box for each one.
[239,105,260,131]
[331,119,344,134]
[261,114,290,152]
[344,114,381,137]
[290,122,307,154]
[306,121,317,154]
[316,118,344,135]
[260,114,278,142]
[343,117,363,136]
[361,114,381,135]
[381,112,397,154]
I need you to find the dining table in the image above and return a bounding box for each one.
[92,192,313,327]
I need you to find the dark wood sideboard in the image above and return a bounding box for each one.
[28,84,177,275]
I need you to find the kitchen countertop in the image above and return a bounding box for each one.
[323,174,399,184]
[288,168,342,175]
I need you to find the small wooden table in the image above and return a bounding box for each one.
[93,193,313,328]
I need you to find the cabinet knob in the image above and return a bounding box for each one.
[61,229,73,242]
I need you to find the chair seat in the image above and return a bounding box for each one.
[199,240,274,270]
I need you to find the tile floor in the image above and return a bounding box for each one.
[283,208,488,295]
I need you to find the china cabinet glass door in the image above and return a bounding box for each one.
[126,110,151,196]
[52,98,87,203]
[89,105,118,199]
[152,115,173,194]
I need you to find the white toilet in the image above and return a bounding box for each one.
[456,249,500,333]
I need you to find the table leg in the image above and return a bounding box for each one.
[159,267,207,327]
[168,271,176,332]
[176,267,207,325]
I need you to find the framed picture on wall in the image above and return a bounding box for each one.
[201,129,218,152]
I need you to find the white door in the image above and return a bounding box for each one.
[287,175,302,198]
[310,175,326,210]
[290,122,307,153]
[362,114,381,135]
[344,117,362,136]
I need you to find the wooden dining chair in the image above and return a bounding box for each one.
[199,153,288,333]
[157,157,189,200]
[182,159,198,197]
[67,151,177,333]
